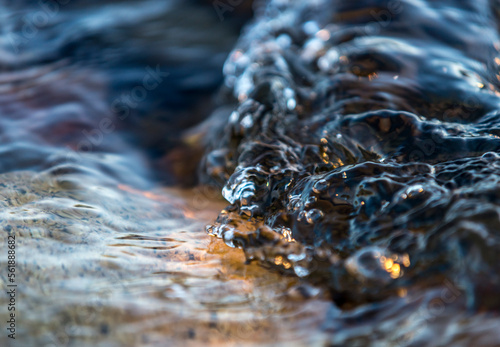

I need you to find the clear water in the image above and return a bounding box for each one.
[1,0,500,346]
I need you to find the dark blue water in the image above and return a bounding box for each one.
[0,0,253,187]
[203,0,500,345]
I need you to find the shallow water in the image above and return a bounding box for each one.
[0,170,330,346]
[1,0,500,346]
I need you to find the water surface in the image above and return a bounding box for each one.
[203,0,500,345]
[0,1,330,346]
[2,0,500,346]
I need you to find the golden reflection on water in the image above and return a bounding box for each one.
[0,170,330,346]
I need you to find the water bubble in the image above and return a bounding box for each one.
[404,184,425,198]
[304,195,318,208]
[306,209,324,224]
[345,247,391,282]
[312,179,330,194]
[481,152,499,162]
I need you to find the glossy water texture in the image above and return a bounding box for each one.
[202,0,500,345]
[0,1,331,346]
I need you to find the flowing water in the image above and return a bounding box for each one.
[0,0,500,346]
[0,1,330,346]
[202,0,500,345]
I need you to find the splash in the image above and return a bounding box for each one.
[202,0,500,344]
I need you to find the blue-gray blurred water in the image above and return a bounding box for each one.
[1,0,500,346]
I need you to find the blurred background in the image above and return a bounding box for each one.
[0,0,254,186]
